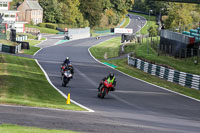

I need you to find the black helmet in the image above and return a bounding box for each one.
[109,73,114,79]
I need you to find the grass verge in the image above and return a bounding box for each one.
[0,124,80,133]
[25,24,58,34]
[0,54,85,111]
[89,37,200,100]
[0,40,18,46]
[134,40,200,75]
[120,16,130,28]
[22,39,44,55]
[90,37,121,59]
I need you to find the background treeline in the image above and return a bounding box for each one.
[11,0,134,29]
[133,0,200,29]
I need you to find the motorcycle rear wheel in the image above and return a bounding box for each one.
[100,88,106,99]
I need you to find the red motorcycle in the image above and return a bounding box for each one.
[98,80,113,99]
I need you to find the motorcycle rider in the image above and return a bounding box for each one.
[98,73,116,91]
[63,57,71,65]
[61,57,74,77]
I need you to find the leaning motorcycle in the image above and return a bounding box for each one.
[62,69,72,87]
[98,80,113,99]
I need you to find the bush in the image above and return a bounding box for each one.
[45,23,58,29]
[38,23,46,27]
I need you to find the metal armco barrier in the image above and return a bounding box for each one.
[128,55,200,90]
[16,35,28,41]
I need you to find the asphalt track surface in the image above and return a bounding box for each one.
[1,14,200,133]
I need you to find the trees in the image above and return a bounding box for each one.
[164,3,194,29]
[11,0,135,28]
[58,0,88,27]
[79,0,103,28]
[39,0,63,23]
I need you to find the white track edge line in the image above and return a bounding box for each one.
[0,104,91,113]
[33,48,43,56]
[35,59,95,112]
[33,37,47,56]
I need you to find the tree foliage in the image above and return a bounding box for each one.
[39,0,63,23]
[164,3,195,29]
[79,0,103,28]
[11,0,134,28]
[133,0,200,29]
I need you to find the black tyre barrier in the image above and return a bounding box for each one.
[16,41,30,49]
[2,44,10,53]
[110,28,114,33]
[56,27,65,32]
[1,42,28,54]
[10,46,17,54]
[10,29,16,42]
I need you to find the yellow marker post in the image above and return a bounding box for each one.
[66,93,70,104]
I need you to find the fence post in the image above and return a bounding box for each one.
[179,49,181,58]
[191,48,194,60]
[197,49,199,64]
[185,48,187,61]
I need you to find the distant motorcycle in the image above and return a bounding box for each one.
[98,80,113,99]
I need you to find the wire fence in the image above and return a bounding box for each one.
[142,36,200,64]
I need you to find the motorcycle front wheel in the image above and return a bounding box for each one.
[62,77,69,87]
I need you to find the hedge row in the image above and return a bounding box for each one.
[38,23,58,29]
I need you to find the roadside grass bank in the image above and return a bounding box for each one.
[89,37,200,100]
[0,54,85,111]
[22,38,45,55]
[129,12,157,35]
[26,24,58,34]
[90,37,121,59]
[0,124,80,133]
[133,41,200,75]
[119,16,130,28]
[0,40,18,46]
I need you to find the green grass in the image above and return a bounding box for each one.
[0,124,80,133]
[89,37,200,100]
[90,37,121,59]
[22,39,43,55]
[17,33,38,40]
[26,24,58,34]
[0,40,18,46]
[0,54,85,111]
[129,12,157,35]
[133,40,200,75]
[120,16,130,28]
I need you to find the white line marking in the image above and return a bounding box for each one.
[0,104,91,113]
[33,48,43,56]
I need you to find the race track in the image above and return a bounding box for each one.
[0,14,200,133]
